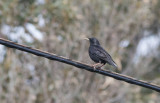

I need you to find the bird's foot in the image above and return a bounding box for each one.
[98,64,105,69]
[92,63,101,69]
[91,65,97,70]
[91,65,102,70]
[97,66,102,69]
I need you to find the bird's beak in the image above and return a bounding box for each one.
[84,38,89,40]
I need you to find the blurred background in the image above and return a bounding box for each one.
[0,0,160,103]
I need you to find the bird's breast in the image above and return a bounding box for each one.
[88,46,100,63]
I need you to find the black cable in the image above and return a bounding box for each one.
[0,38,160,92]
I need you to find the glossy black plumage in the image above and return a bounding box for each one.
[87,37,117,68]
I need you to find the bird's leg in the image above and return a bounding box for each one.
[97,64,105,69]
[92,63,101,69]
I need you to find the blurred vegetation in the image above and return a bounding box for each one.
[0,0,160,103]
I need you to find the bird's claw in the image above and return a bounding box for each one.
[91,65,101,70]
[97,67,101,69]
[92,66,96,70]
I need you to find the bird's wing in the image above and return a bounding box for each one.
[92,45,112,60]
[91,45,117,68]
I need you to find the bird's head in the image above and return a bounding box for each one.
[84,37,100,45]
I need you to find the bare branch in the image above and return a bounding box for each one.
[0,38,160,93]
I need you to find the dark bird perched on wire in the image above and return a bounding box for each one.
[85,37,117,69]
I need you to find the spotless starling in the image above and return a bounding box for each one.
[85,37,117,69]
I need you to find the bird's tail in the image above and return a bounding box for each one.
[111,61,118,69]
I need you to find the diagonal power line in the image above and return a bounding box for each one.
[0,38,160,93]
